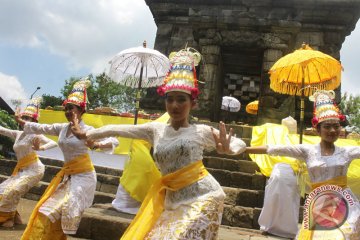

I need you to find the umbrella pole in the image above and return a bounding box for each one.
[134,65,144,125]
[299,68,305,144]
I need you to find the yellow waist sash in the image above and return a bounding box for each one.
[120,160,209,240]
[298,175,348,240]
[21,154,95,240]
[12,152,39,176]
[311,175,347,190]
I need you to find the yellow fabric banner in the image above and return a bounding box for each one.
[249,123,360,197]
[39,109,152,154]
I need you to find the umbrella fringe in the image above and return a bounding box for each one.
[270,77,340,96]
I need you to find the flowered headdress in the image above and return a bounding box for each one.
[310,90,345,127]
[63,78,91,109]
[157,48,201,99]
[21,96,42,121]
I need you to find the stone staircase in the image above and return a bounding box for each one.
[0,123,281,239]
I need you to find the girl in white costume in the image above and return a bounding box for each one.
[16,80,118,240]
[245,90,360,240]
[71,48,247,239]
[0,97,57,227]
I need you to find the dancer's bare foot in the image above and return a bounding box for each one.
[1,219,14,228]
[14,211,23,225]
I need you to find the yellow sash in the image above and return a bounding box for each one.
[120,160,209,240]
[21,154,95,240]
[12,152,39,176]
[311,175,347,190]
[298,175,348,240]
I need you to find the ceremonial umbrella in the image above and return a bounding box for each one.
[108,41,170,124]
[221,96,241,112]
[246,100,258,115]
[269,43,342,143]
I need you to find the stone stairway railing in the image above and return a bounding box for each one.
[0,123,291,239]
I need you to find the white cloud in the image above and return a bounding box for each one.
[340,22,360,96]
[0,72,28,109]
[0,0,157,73]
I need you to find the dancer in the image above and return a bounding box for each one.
[71,48,247,239]
[243,90,360,239]
[16,79,118,240]
[112,113,169,215]
[0,97,57,228]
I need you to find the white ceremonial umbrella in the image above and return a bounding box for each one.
[221,96,241,112]
[108,41,170,124]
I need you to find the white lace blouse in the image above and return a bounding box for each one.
[0,125,57,160]
[87,122,246,209]
[267,144,360,183]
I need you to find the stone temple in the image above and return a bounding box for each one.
[142,0,360,126]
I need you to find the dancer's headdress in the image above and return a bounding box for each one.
[309,90,345,127]
[22,96,42,121]
[157,48,201,99]
[63,78,91,109]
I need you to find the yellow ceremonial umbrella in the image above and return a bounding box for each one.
[269,43,342,143]
[246,100,258,115]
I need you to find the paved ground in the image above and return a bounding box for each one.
[0,198,289,240]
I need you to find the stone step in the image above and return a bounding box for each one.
[203,156,260,173]
[1,158,265,191]
[0,173,265,209]
[38,157,123,176]
[74,203,274,240]
[205,149,252,161]
[199,121,253,139]
[0,157,122,177]
[208,168,266,190]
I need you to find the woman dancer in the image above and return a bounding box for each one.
[16,80,118,239]
[0,97,57,227]
[71,48,247,239]
[244,90,360,239]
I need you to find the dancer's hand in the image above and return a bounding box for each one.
[32,137,44,151]
[85,139,99,150]
[14,107,26,126]
[70,114,87,140]
[211,121,234,154]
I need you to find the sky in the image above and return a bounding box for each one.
[0,0,359,109]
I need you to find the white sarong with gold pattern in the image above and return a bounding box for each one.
[0,126,57,223]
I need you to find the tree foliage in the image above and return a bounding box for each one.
[61,73,138,112]
[0,110,18,157]
[41,94,63,108]
[340,93,360,133]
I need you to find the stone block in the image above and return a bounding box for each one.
[236,80,243,85]
[99,183,118,194]
[208,168,231,186]
[230,172,252,189]
[253,208,262,229]
[262,61,274,71]
[263,49,283,62]
[228,84,236,90]
[251,174,266,190]
[223,187,238,205]
[233,90,242,96]
[222,205,253,228]
[201,45,220,55]
[295,32,324,47]
[156,23,173,37]
[93,192,114,204]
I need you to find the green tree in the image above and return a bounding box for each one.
[41,94,63,108]
[61,73,138,112]
[0,110,18,157]
[340,92,360,133]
